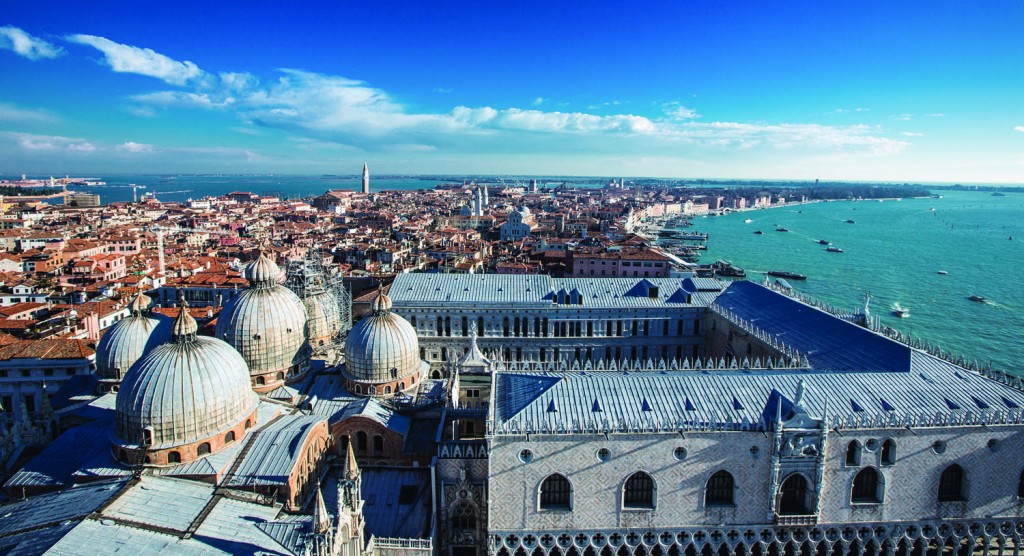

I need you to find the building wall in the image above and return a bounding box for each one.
[487,424,1024,535]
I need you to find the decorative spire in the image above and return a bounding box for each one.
[172,298,198,342]
[344,439,360,480]
[313,485,331,534]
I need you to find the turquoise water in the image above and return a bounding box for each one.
[689,191,1024,373]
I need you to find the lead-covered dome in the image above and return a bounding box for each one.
[343,287,426,395]
[304,289,344,347]
[114,305,258,465]
[216,252,310,392]
[96,292,170,392]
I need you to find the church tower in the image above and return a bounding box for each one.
[361,162,370,194]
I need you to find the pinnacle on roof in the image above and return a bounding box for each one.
[171,298,198,342]
[344,440,360,480]
[127,289,151,316]
[370,282,392,314]
[312,485,331,534]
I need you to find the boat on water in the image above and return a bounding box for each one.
[767,270,807,280]
[891,303,909,318]
[713,260,746,278]
[744,219,753,223]
[775,228,790,232]
[992,192,1006,197]
[754,230,764,235]
[845,219,856,224]
[968,295,987,303]
[937,270,949,275]
[818,239,830,245]
[826,246,844,253]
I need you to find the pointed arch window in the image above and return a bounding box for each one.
[706,470,735,507]
[852,467,883,504]
[539,474,572,510]
[881,439,896,465]
[938,464,967,502]
[623,471,655,509]
[846,440,862,466]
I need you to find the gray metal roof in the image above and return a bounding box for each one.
[227,414,327,488]
[388,273,722,309]
[361,468,432,540]
[215,281,310,376]
[4,422,129,490]
[336,398,410,435]
[102,476,213,531]
[491,352,1024,435]
[0,479,126,537]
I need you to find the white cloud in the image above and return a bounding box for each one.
[901,132,925,137]
[131,91,234,109]
[893,114,913,121]
[434,87,453,94]
[2,131,96,152]
[666,105,699,120]
[1014,126,1024,133]
[532,97,545,106]
[925,113,945,117]
[0,26,64,60]
[67,34,203,85]
[117,141,154,153]
[0,102,57,125]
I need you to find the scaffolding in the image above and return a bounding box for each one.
[285,248,352,355]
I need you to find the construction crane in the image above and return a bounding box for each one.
[150,225,233,276]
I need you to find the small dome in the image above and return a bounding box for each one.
[344,296,421,386]
[96,314,171,384]
[96,292,170,386]
[245,252,282,287]
[116,308,257,450]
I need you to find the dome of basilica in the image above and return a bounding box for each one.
[115,305,258,463]
[343,287,425,394]
[215,252,310,391]
[96,292,170,391]
[304,289,344,347]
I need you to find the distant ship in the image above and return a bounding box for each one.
[775,227,790,232]
[937,270,949,275]
[891,303,909,318]
[818,239,830,245]
[754,230,763,235]
[744,218,753,223]
[767,270,807,280]
[968,295,987,303]
[827,246,844,253]
[845,219,856,224]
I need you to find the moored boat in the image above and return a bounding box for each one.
[767,270,807,280]
[826,246,844,253]
[968,295,987,303]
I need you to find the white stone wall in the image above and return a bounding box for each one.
[488,431,774,532]
[488,424,1024,534]
[819,425,1024,523]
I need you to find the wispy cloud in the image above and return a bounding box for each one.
[901,131,924,137]
[532,97,545,106]
[0,102,58,125]
[0,26,64,60]
[925,113,945,117]
[66,34,203,85]
[893,114,913,121]
[1014,126,1024,133]
[1,131,96,152]
[434,87,453,94]
[126,66,902,158]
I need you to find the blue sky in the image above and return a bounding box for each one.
[1,1,1022,182]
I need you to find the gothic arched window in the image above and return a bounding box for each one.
[451,501,476,530]
[623,471,655,509]
[356,431,368,454]
[846,440,862,466]
[938,464,967,502]
[881,439,896,465]
[373,435,384,456]
[852,467,882,503]
[539,474,572,510]
[706,470,735,507]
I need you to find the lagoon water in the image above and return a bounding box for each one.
[690,191,1024,373]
